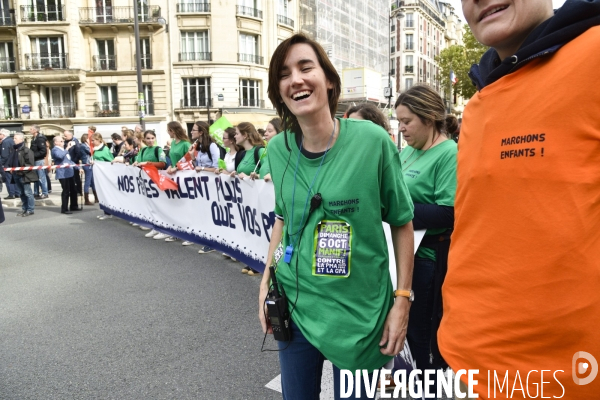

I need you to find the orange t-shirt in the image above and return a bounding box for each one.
[439,27,600,399]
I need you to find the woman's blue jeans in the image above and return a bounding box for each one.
[278,321,378,400]
[82,165,95,193]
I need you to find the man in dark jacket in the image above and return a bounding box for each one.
[30,124,48,199]
[0,129,21,199]
[64,130,83,201]
[10,132,38,216]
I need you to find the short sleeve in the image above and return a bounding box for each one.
[380,142,414,226]
[158,147,167,163]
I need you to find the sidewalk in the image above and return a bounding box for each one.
[1,175,95,209]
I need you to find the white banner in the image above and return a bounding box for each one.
[93,162,275,271]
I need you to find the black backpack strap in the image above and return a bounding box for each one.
[254,145,264,167]
[206,143,213,162]
[234,150,245,170]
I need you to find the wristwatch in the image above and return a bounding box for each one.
[394,289,414,302]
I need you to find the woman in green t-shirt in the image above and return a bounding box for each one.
[91,133,114,220]
[154,122,190,242]
[395,84,458,376]
[258,34,415,398]
[249,117,282,182]
[229,122,265,180]
[133,130,166,169]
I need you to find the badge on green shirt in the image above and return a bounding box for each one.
[312,220,352,278]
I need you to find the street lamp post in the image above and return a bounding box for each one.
[133,0,145,130]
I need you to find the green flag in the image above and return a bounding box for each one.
[209,116,233,147]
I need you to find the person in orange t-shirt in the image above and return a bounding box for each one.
[439,1,600,399]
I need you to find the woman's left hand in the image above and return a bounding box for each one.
[379,297,411,356]
[249,172,259,181]
[263,173,272,182]
[238,172,248,180]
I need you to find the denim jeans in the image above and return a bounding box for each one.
[278,321,379,400]
[13,175,34,212]
[4,172,20,197]
[33,159,48,196]
[82,165,95,193]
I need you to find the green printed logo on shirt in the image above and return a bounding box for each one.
[312,220,352,278]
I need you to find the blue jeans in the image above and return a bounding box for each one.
[82,165,95,193]
[278,321,378,400]
[13,175,34,212]
[4,172,20,197]
[33,160,48,196]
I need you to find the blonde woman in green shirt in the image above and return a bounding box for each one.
[229,122,265,180]
[91,133,114,220]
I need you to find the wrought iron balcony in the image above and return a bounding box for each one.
[177,2,210,12]
[239,98,264,108]
[25,53,68,70]
[178,52,211,62]
[0,14,15,26]
[405,65,414,73]
[277,15,294,27]
[133,101,154,115]
[236,5,262,19]
[0,57,16,73]
[237,53,263,65]
[0,104,20,119]
[79,6,161,24]
[20,5,65,22]
[94,102,120,117]
[39,103,76,118]
[179,98,212,108]
[93,55,117,71]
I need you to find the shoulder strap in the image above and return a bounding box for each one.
[154,146,159,161]
[207,143,213,162]
[254,146,264,166]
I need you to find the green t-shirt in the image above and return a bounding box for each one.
[136,146,167,163]
[236,146,265,175]
[93,145,114,162]
[399,139,457,260]
[268,118,414,371]
[169,139,191,166]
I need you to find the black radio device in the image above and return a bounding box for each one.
[266,266,292,341]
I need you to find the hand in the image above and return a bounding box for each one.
[263,173,272,182]
[139,162,147,166]
[194,166,202,173]
[238,172,248,180]
[67,141,75,149]
[229,171,237,178]
[258,281,273,335]
[214,168,222,175]
[132,162,139,167]
[249,172,259,181]
[379,297,410,356]
[167,166,177,175]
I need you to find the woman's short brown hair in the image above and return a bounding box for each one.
[268,33,341,132]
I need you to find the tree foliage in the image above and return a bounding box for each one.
[436,26,488,100]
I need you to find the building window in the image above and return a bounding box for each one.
[97,86,119,116]
[405,34,413,50]
[278,0,287,16]
[29,36,66,69]
[177,0,210,13]
[95,39,116,70]
[237,0,261,18]
[180,31,210,61]
[405,55,413,73]
[239,79,260,107]
[143,84,154,115]
[0,87,18,118]
[139,38,151,69]
[182,77,211,107]
[42,86,74,118]
[0,0,12,25]
[238,33,262,64]
[21,0,64,22]
[0,42,15,72]
[405,78,413,90]
[405,13,413,28]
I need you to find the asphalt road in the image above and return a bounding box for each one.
[0,204,281,400]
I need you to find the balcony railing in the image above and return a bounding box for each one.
[237,53,263,65]
[0,104,20,119]
[179,98,212,108]
[93,55,117,71]
[20,5,65,22]
[0,14,15,26]
[177,2,210,12]
[0,57,16,72]
[79,6,161,24]
[405,65,414,73]
[39,102,76,118]
[133,101,154,115]
[25,53,68,70]
[236,5,261,19]
[277,15,294,27]
[405,43,414,50]
[136,53,152,69]
[94,102,120,117]
[239,98,264,108]
[178,52,211,62]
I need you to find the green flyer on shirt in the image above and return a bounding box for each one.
[312,220,352,278]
